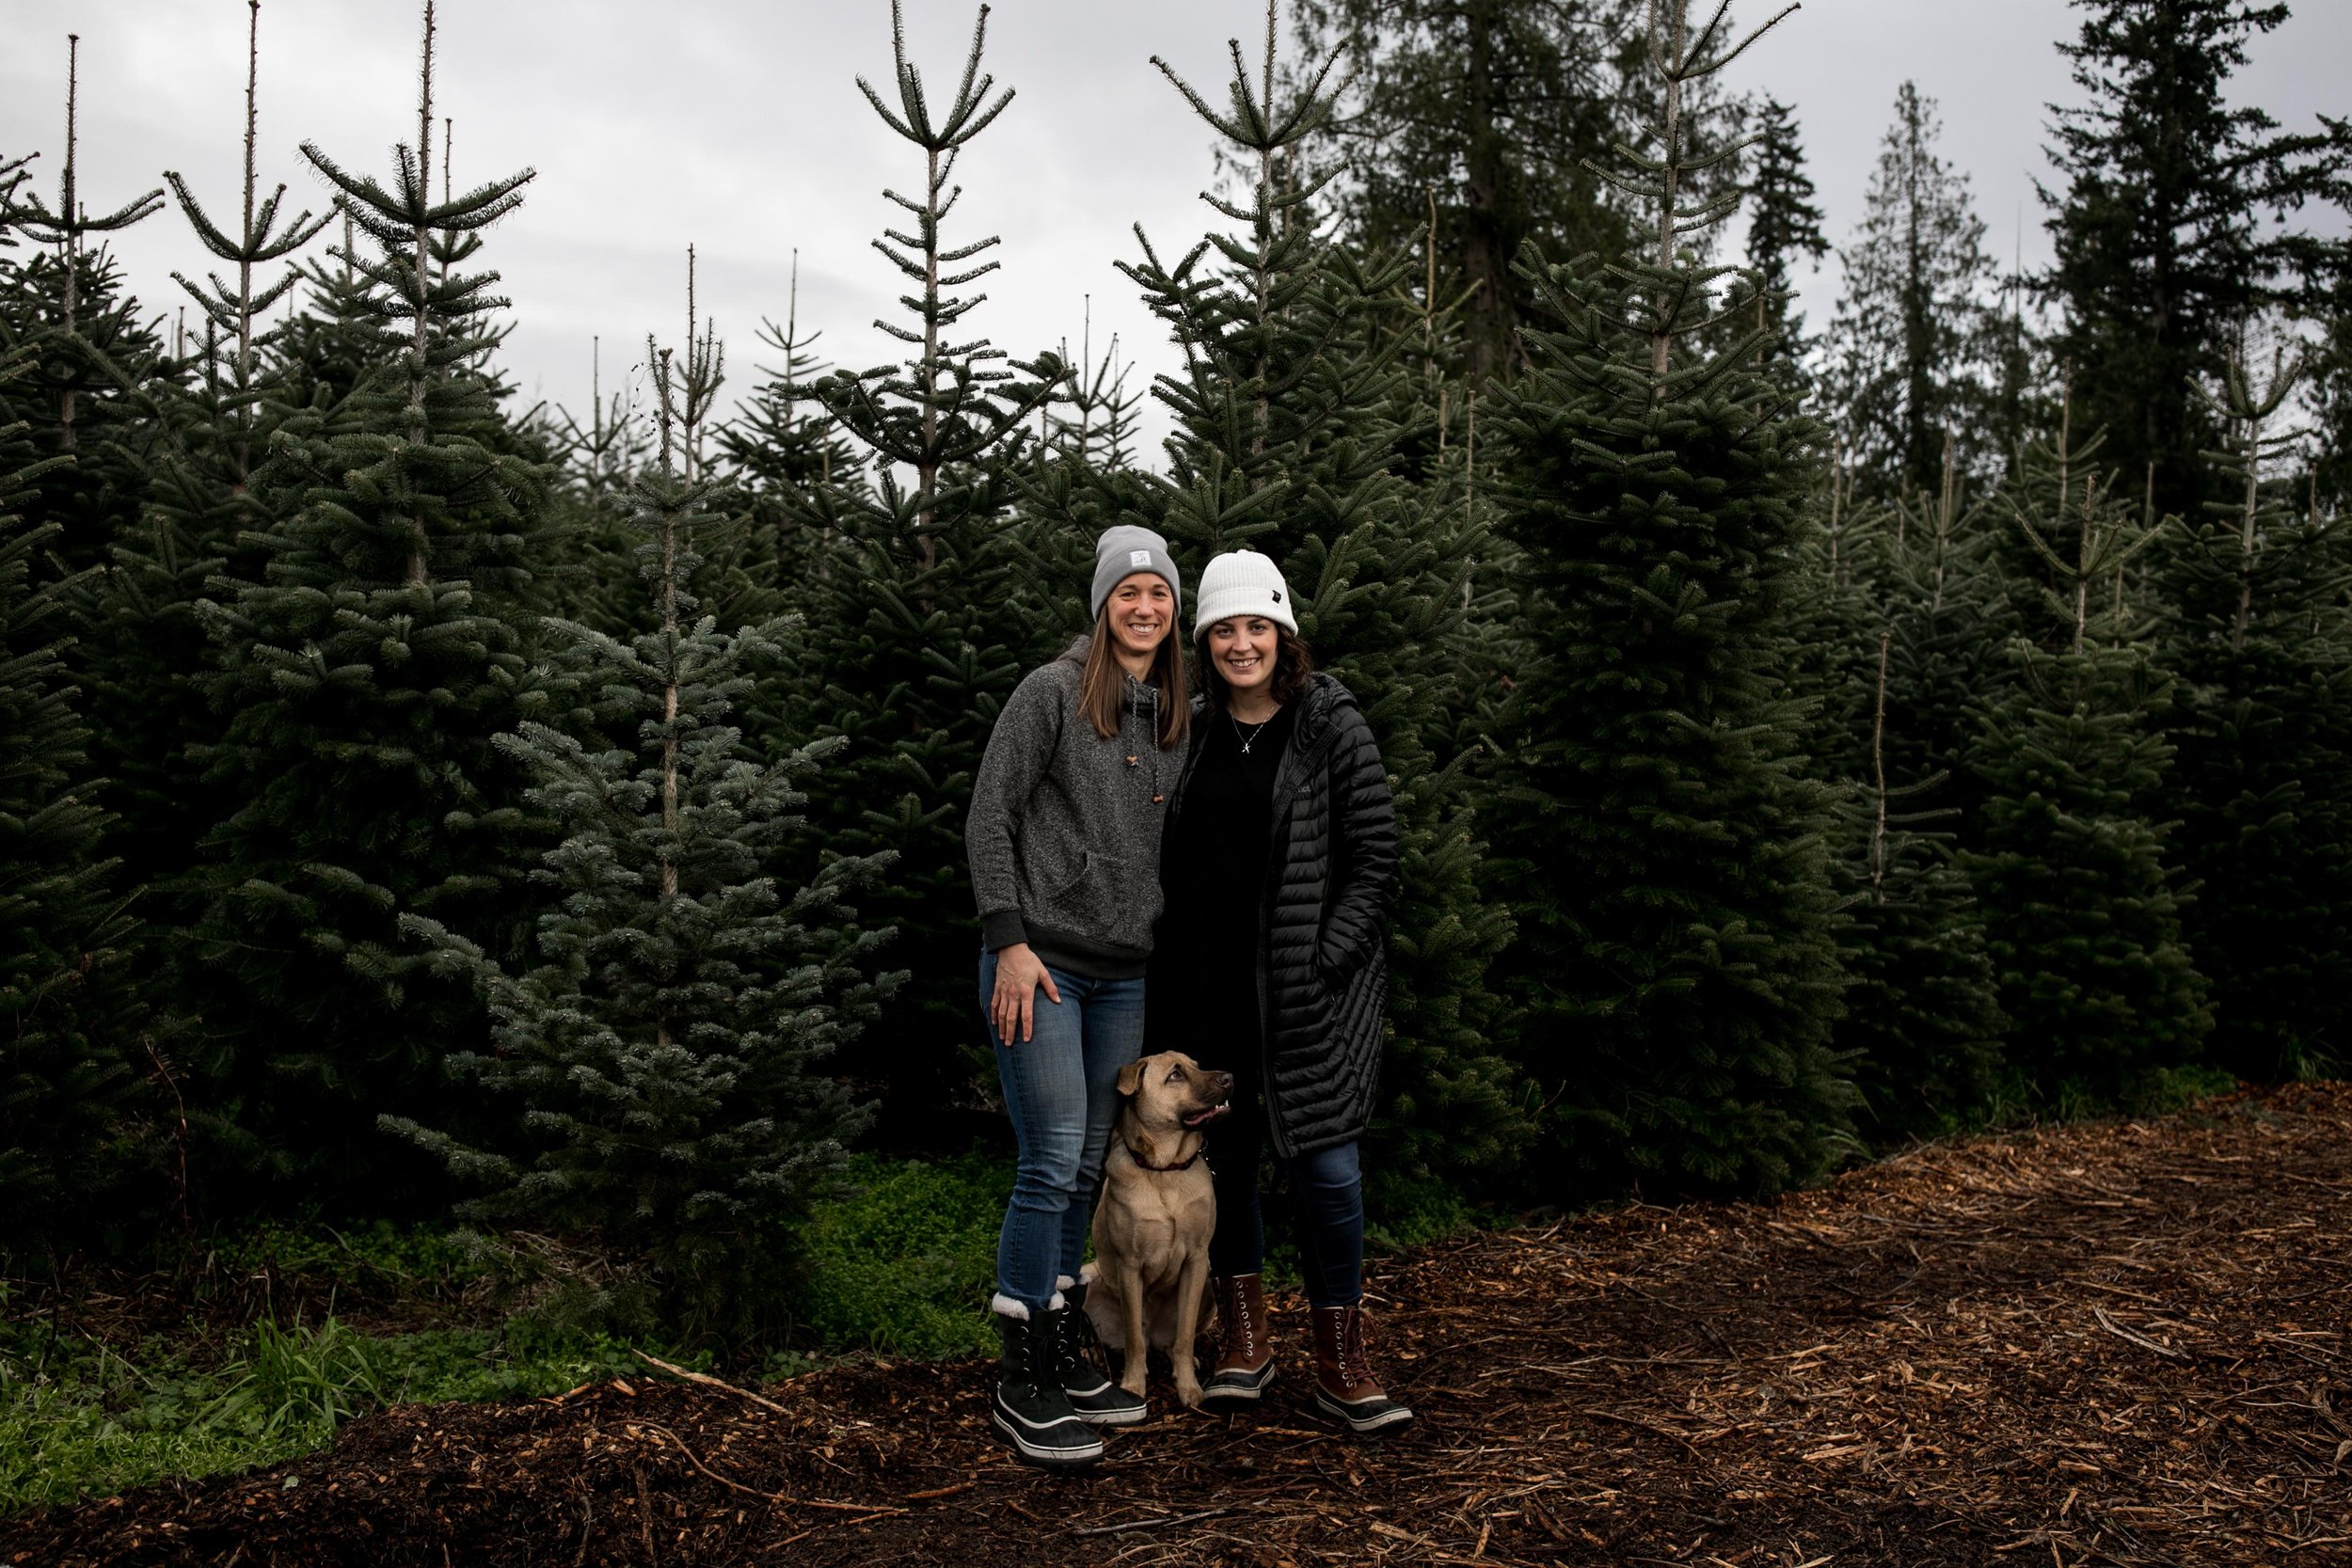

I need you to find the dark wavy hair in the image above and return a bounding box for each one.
[1196,623,1315,716]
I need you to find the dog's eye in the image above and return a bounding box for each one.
[1166,1068,1183,1084]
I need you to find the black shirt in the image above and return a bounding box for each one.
[1163,702,1298,1017]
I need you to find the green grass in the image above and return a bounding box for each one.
[0,1315,648,1514]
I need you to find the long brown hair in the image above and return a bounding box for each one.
[1079,611,1190,749]
[1197,624,1316,717]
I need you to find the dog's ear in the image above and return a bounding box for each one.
[1116,1057,1146,1098]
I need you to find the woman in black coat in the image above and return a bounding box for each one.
[1151,548,1410,1434]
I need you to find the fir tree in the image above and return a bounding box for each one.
[0,344,147,1243]
[390,337,899,1344]
[2155,342,2352,1079]
[1818,445,2010,1136]
[1490,0,1854,1196]
[84,0,327,895]
[1821,83,1999,500]
[186,2,557,1203]
[771,2,1061,1137]
[2042,0,2348,523]
[1104,3,1529,1185]
[1962,406,2210,1096]
[1286,0,1654,382]
[1738,95,1827,372]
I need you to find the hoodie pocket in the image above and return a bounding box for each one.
[1033,850,1161,953]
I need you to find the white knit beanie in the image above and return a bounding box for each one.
[1193,549,1297,638]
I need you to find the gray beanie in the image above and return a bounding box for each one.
[1089,525,1182,620]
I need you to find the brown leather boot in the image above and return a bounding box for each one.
[1199,1274,1275,1410]
[1309,1304,1413,1434]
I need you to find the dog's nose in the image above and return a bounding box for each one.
[1215,1071,1234,1093]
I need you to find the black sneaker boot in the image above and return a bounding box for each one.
[992,1300,1106,1468]
[1054,1276,1146,1426]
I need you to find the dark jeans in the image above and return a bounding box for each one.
[1205,1060,1364,1307]
[980,948,1145,1314]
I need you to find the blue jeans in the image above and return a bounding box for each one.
[981,949,1146,1313]
[1204,1053,1364,1306]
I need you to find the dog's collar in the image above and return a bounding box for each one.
[1123,1137,1200,1173]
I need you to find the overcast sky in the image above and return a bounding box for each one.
[5,0,2345,462]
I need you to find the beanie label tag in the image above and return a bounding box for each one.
[1130,550,1153,567]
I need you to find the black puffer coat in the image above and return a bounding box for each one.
[1159,673,1399,1157]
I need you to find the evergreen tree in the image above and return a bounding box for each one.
[1103,8,1529,1185]
[1489,0,1853,1196]
[185,2,558,1204]
[0,37,167,584]
[2042,0,2349,523]
[2155,343,2352,1079]
[1816,448,2010,1136]
[1289,0,1709,383]
[0,344,148,1243]
[390,339,899,1344]
[1962,408,2209,1097]
[84,0,327,896]
[1738,95,1827,372]
[770,2,1061,1139]
[1821,83,1999,500]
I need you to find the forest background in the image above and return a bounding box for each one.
[4,0,2352,1490]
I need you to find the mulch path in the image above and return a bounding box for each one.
[10,1084,2352,1567]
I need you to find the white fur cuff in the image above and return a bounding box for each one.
[990,1292,1029,1321]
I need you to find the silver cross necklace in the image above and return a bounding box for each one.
[1230,711,1276,754]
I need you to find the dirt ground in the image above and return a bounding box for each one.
[9,1084,2352,1568]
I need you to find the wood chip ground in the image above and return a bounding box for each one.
[10,1084,2352,1567]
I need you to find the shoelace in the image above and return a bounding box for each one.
[1222,1283,1262,1361]
[1336,1310,1375,1389]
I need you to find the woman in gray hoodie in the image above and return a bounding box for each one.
[963,526,1189,1467]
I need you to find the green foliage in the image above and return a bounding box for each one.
[389,334,900,1346]
[1962,422,2211,1093]
[0,1312,645,1514]
[181,25,559,1208]
[2043,0,2348,523]
[2153,345,2352,1080]
[768,4,1063,1137]
[1490,0,1854,1196]
[0,344,151,1244]
[787,1151,1006,1358]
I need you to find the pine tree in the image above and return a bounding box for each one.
[769,2,1061,1138]
[1818,446,2010,1137]
[2155,342,2352,1079]
[1286,0,1658,382]
[389,336,899,1344]
[1490,0,1854,1196]
[0,37,167,584]
[0,343,147,1243]
[1821,83,1999,500]
[83,0,328,896]
[1098,3,1529,1186]
[185,2,559,1203]
[1962,406,2210,1098]
[2042,0,2348,523]
[1738,96,1827,372]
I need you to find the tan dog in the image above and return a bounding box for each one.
[1084,1051,1233,1408]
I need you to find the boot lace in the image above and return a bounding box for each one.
[1220,1279,1261,1361]
[1055,1299,1104,1381]
[1336,1307,1375,1389]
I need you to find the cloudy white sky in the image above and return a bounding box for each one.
[5,1,2345,460]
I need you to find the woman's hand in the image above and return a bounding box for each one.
[991,942,1063,1045]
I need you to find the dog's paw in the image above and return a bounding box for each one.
[1175,1380,1204,1409]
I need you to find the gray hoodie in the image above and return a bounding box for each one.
[966,638,1186,979]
